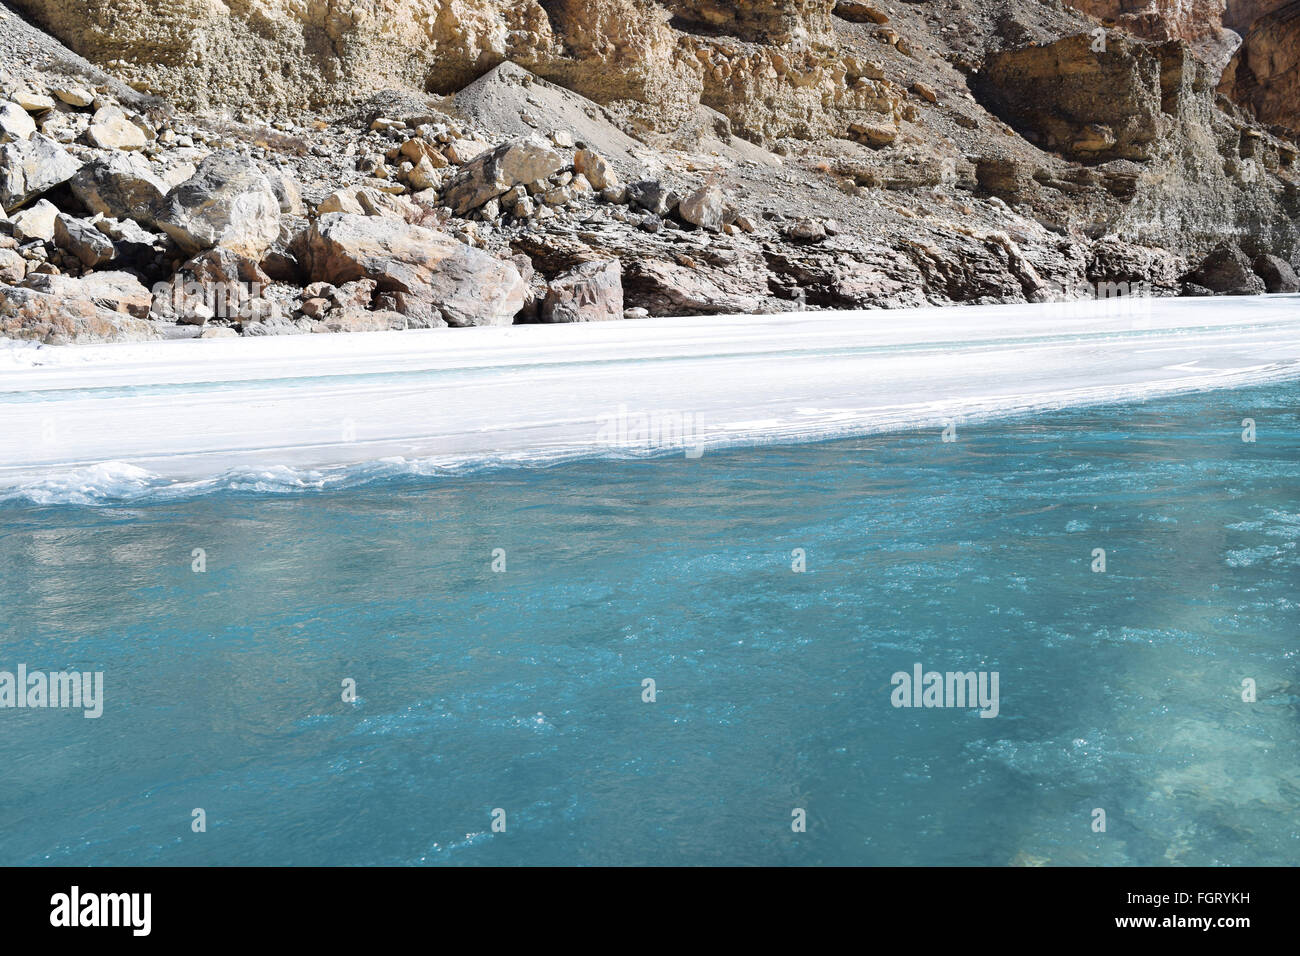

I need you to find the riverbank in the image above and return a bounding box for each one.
[2,295,1299,501]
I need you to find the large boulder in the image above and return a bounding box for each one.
[54,214,116,267]
[442,135,565,215]
[23,271,154,318]
[0,133,80,209]
[1252,253,1300,293]
[678,184,725,232]
[152,152,282,257]
[10,199,59,241]
[0,286,159,344]
[1187,245,1266,294]
[542,259,624,322]
[69,153,172,223]
[303,213,525,327]
[0,102,37,143]
[84,105,148,150]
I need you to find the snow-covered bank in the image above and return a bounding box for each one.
[2,295,1299,502]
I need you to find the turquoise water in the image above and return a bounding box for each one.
[1,382,1297,866]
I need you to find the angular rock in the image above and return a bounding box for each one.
[10,199,59,241]
[153,151,281,257]
[442,135,565,215]
[12,91,56,113]
[69,153,170,223]
[266,171,306,215]
[542,259,624,322]
[54,214,116,267]
[626,180,680,216]
[85,106,147,150]
[573,149,618,191]
[678,184,725,232]
[0,286,159,344]
[0,248,26,283]
[0,134,80,209]
[303,213,525,327]
[317,184,418,221]
[53,88,94,108]
[0,102,37,143]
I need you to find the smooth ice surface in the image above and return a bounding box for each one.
[1,295,1298,500]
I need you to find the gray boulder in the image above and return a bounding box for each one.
[0,133,80,209]
[70,153,171,224]
[543,259,624,322]
[626,180,680,216]
[1252,254,1300,294]
[54,214,116,267]
[678,184,725,232]
[153,152,282,257]
[1187,245,1266,295]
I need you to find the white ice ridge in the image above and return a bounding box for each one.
[1,294,1298,496]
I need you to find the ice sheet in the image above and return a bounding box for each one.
[2,294,1298,500]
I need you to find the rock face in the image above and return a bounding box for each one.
[976,34,1167,163]
[1221,2,1300,133]
[303,213,526,327]
[1063,1,1300,129]
[152,153,282,257]
[7,0,871,140]
[973,33,1300,260]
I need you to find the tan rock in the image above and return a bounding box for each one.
[53,87,94,108]
[303,213,526,326]
[24,270,154,318]
[85,106,148,150]
[0,102,37,142]
[442,135,565,214]
[10,198,59,241]
[573,148,618,190]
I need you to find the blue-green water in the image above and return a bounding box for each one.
[1,383,1297,866]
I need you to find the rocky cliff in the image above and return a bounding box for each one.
[0,0,1295,343]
